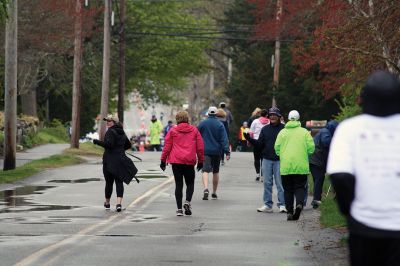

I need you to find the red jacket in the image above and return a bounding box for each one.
[161,123,204,165]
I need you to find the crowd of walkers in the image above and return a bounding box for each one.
[94,71,400,266]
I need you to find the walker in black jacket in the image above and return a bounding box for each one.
[93,116,138,212]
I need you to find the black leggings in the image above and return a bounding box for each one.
[103,167,124,198]
[253,145,262,174]
[172,164,195,209]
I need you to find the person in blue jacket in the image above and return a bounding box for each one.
[309,120,338,208]
[198,106,230,200]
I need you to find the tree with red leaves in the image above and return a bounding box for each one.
[248,0,400,100]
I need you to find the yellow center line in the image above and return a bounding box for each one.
[14,176,174,266]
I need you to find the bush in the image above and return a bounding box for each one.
[21,119,69,148]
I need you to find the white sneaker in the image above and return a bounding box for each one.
[257,205,273,213]
[279,206,287,213]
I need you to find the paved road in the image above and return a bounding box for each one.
[0,151,347,266]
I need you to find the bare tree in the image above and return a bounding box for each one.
[3,0,18,170]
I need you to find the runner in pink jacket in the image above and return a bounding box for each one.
[160,111,204,216]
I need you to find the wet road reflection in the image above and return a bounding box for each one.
[0,185,79,213]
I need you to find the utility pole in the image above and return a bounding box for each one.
[99,0,111,140]
[272,0,282,108]
[71,0,83,149]
[117,0,126,124]
[3,0,18,170]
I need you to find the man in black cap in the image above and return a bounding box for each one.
[327,70,400,266]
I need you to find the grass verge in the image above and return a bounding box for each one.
[308,175,347,228]
[64,142,104,157]
[0,154,85,184]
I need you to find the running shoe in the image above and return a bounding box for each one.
[116,204,122,212]
[257,205,273,213]
[176,209,183,216]
[292,204,303,220]
[203,189,209,200]
[104,202,110,210]
[183,202,192,216]
[279,206,287,213]
[211,193,218,200]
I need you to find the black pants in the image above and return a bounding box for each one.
[349,233,400,266]
[172,164,195,209]
[310,164,325,201]
[103,167,124,198]
[253,145,262,174]
[281,174,307,213]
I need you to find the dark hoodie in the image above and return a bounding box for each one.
[309,120,339,169]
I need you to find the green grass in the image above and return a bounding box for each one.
[308,174,347,228]
[65,142,104,156]
[0,154,85,184]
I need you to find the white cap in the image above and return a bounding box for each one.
[208,106,217,115]
[288,110,300,121]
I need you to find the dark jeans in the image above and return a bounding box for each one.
[151,144,161,151]
[103,167,124,198]
[253,145,262,174]
[310,164,326,201]
[349,233,400,266]
[281,174,307,213]
[172,164,195,209]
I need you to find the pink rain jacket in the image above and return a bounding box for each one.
[161,123,204,165]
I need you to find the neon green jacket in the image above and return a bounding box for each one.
[149,120,163,145]
[274,121,315,175]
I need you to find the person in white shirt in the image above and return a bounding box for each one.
[249,109,269,181]
[327,70,400,266]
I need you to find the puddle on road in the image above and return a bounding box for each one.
[47,178,101,183]
[0,185,79,214]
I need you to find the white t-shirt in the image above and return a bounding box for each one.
[249,117,269,140]
[327,114,400,231]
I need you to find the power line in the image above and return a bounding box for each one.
[127,31,298,42]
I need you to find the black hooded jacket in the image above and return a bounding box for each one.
[94,124,138,184]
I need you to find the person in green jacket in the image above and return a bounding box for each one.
[275,110,315,221]
[149,115,163,151]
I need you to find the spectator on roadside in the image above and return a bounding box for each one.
[237,121,248,152]
[249,109,270,181]
[327,70,400,266]
[245,107,286,213]
[309,120,338,209]
[198,106,230,200]
[275,110,315,221]
[149,115,163,151]
[160,111,204,216]
[93,114,138,212]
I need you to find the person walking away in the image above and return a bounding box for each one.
[327,70,400,266]
[275,110,315,220]
[149,115,163,151]
[237,121,248,152]
[309,120,338,208]
[93,114,138,212]
[219,101,233,127]
[216,108,229,165]
[198,106,230,200]
[248,107,261,127]
[160,111,204,216]
[163,120,174,137]
[245,107,286,213]
[249,109,270,181]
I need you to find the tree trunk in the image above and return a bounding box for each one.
[118,0,126,124]
[99,0,111,140]
[3,0,18,170]
[71,0,83,149]
[20,88,37,116]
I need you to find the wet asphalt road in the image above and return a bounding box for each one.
[0,151,317,266]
